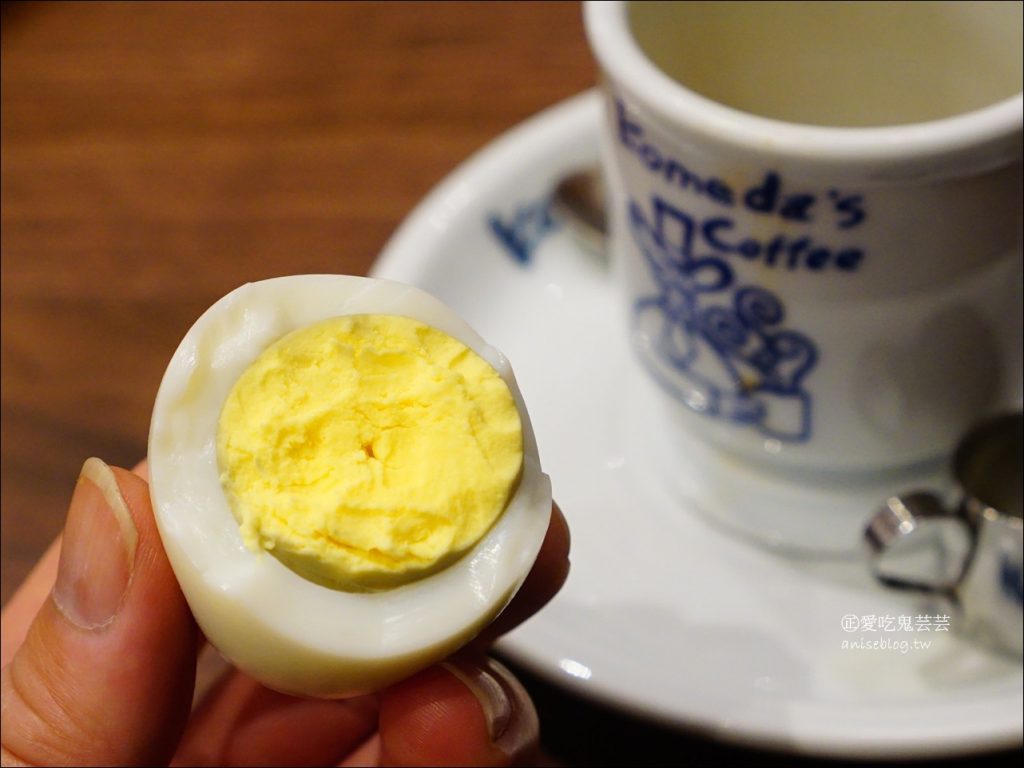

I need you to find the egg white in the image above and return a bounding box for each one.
[148,275,552,698]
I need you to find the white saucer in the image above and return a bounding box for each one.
[372,91,1023,758]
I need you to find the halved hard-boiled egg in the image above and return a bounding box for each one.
[148,275,551,698]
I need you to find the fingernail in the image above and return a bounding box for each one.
[53,458,138,629]
[441,656,537,757]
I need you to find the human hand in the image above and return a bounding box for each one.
[1,458,570,766]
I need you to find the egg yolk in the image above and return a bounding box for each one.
[216,314,524,592]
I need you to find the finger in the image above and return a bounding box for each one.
[339,733,381,766]
[1,462,148,669]
[1,538,62,669]
[379,652,539,767]
[173,669,378,767]
[1,458,198,766]
[475,503,570,647]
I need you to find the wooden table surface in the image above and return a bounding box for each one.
[1,3,1018,766]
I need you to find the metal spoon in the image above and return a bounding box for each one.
[551,166,608,258]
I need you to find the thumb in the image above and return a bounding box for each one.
[1,458,198,766]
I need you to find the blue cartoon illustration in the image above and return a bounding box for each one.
[630,196,818,442]
[1000,551,1024,607]
[488,197,558,265]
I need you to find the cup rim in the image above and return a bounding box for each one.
[584,1,1023,179]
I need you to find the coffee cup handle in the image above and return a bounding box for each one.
[864,492,972,597]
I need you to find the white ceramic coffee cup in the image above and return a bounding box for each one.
[584,1,1023,478]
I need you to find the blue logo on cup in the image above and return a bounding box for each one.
[630,196,818,443]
